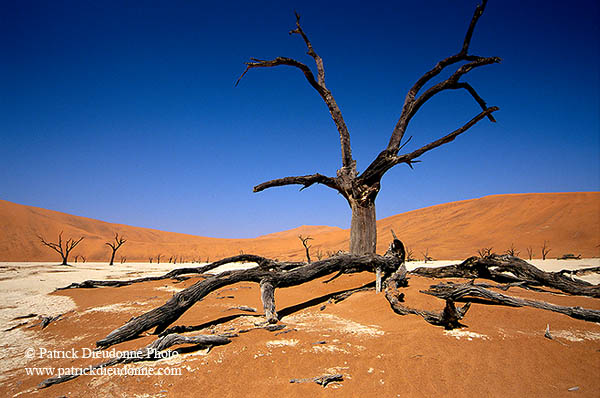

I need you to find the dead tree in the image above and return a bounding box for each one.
[477,247,493,258]
[237,1,499,255]
[157,254,162,264]
[38,232,84,265]
[315,249,324,261]
[405,246,415,262]
[505,243,519,257]
[526,246,534,260]
[542,240,551,260]
[421,248,433,263]
[105,233,127,266]
[298,235,313,263]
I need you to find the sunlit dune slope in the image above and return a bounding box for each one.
[0,192,598,262]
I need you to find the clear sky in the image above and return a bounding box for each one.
[2,0,599,238]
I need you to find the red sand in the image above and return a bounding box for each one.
[1,272,599,397]
[1,192,599,262]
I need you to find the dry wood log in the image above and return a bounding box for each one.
[39,333,233,389]
[57,254,303,290]
[96,253,404,349]
[423,282,600,323]
[290,373,344,387]
[411,255,600,298]
[383,262,471,329]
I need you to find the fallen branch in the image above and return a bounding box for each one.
[383,263,471,329]
[411,255,600,298]
[39,333,233,389]
[290,373,344,387]
[423,282,600,323]
[96,252,404,349]
[58,254,303,290]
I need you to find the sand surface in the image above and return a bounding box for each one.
[0,259,599,397]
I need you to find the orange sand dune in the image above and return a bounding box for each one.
[0,192,598,262]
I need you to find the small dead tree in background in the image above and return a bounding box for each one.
[405,246,415,262]
[120,256,127,264]
[526,246,534,260]
[477,247,493,258]
[299,235,313,263]
[106,233,127,266]
[541,241,551,260]
[74,255,80,263]
[156,254,162,264]
[505,243,519,257]
[421,248,433,263]
[149,256,153,263]
[38,232,84,265]
[315,249,324,261]
[80,255,86,263]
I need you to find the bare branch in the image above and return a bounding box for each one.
[253,173,340,193]
[360,106,498,183]
[236,14,354,170]
[290,11,325,86]
[461,0,488,55]
[387,0,498,152]
[395,106,498,166]
[400,56,500,137]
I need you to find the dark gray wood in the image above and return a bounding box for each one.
[38,333,233,389]
[57,254,303,290]
[96,253,404,349]
[423,282,600,323]
[411,255,600,298]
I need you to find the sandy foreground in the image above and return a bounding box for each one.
[0,259,599,397]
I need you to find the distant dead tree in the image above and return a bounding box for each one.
[148,256,153,264]
[237,2,499,255]
[421,248,433,263]
[156,254,162,264]
[298,235,313,263]
[526,246,534,261]
[315,249,324,261]
[120,256,127,264]
[74,255,80,263]
[105,233,127,266]
[405,246,416,262]
[80,255,86,263]
[477,247,493,258]
[541,241,551,260]
[505,243,519,257]
[38,232,84,265]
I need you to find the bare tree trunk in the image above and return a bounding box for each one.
[109,250,116,266]
[349,200,377,255]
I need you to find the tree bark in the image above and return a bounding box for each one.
[349,200,377,255]
[96,253,404,349]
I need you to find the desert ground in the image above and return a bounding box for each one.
[0,258,598,397]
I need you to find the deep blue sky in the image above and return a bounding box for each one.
[2,0,599,238]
